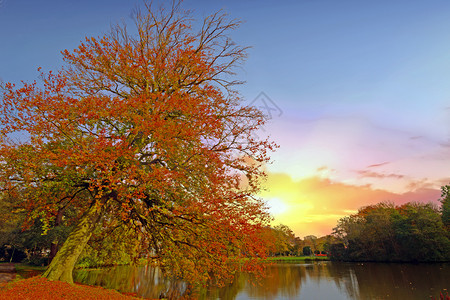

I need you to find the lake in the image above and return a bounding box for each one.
[70,261,449,299]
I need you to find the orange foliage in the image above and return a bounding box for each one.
[0,276,144,300]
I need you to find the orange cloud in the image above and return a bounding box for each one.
[357,170,405,179]
[262,172,442,238]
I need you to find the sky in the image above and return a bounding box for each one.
[1,0,449,238]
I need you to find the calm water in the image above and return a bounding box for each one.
[70,261,449,299]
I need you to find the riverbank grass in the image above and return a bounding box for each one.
[265,256,330,262]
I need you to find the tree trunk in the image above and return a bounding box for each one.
[42,204,101,283]
[48,242,58,264]
[48,208,64,264]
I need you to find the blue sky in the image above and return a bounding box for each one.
[1,0,449,236]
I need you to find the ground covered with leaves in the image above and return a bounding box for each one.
[0,276,146,299]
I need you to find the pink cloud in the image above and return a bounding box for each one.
[367,162,390,168]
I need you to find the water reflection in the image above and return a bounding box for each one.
[74,265,188,299]
[72,262,449,299]
[327,262,449,300]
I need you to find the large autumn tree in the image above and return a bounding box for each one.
[0,1,275,285]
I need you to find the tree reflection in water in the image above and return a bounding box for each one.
[74,265,187,299]
[73,262,449,299]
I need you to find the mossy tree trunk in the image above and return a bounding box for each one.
[42,204,101,283]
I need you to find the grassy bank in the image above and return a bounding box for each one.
[265,256,330,262]
[14,263,47,272]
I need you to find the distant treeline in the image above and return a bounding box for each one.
[2,185,449,265]
[329,185,450,262]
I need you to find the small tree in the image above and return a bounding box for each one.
[304,235,318,253]
[272,224,296,256]
[0,1,275,285]
[302,246,312,256]
[440,185,450,229]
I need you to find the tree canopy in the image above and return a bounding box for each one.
[0,1,275,285]
[330,200,450,262]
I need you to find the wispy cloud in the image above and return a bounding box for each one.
[409,136,423,140]
[405,178,435,191]
[357,170,405,179]
[316,166,329,172]
[367,162,390,168]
